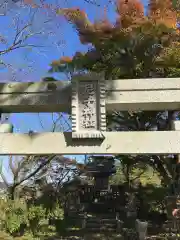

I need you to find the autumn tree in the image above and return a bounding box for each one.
[48,0,180,190]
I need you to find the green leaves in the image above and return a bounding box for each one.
[1,199,27,235]
[28,205,46,221]
[172,0,180,9]
[0,197,64,237]
[46,202,64,220]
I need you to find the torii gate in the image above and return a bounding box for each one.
[0,73,180,155]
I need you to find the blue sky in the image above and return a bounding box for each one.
[0,0,148,182]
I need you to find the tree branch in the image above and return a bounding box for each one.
[13,154,56,188]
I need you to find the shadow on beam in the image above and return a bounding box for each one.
[0,82,71,113]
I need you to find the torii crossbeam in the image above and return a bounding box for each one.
[0,75,180,155]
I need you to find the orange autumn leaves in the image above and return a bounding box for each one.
[118,0,177,29]
[57,8,93,32]
[116,0,145,28]
[22,0,178,32]
[148,0,177,29]
[56,8,94,44]
[57,0,178,34]
[51,56,73,66]
[53,0,179,66]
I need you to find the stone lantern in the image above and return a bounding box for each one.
[86,156,116,190]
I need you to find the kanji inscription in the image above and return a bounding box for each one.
[79,81,97,130]
[71,74,106,139]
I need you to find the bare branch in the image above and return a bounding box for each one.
[0,6,51,58]
[14,154,56,187]
[83,0,101,6]
[51,113,63,132]
[13,22,32,45]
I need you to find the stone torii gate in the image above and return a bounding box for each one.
[0,74,180,155]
